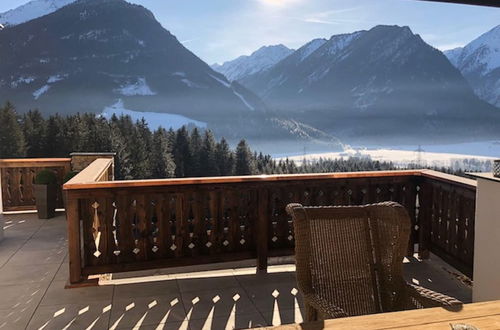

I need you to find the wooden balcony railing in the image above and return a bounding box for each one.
[0,158,71,211]
[64,160,477,285]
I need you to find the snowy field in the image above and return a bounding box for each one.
[275,141,500,170]
[100,100,207,130]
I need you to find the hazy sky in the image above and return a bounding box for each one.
[1,0,499,64]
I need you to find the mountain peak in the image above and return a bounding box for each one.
[444,24,500,107]
[0,0,76,26]
[212,44,294,81]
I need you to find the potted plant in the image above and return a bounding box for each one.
[62,171,79,208]
[34,170,58,219]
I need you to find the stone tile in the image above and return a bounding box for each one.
[0,304,39,330]
[20,238,67,251]
[54,263,69,281]
[236,271,296,288]
[0,283,46,310]
[109,295,186,329]
[117,321,189,330]
[182,287,260,321]
[177,275,240,293]
[188,312,268,330]
[7,247,66,266]
[261,307,305,327]
[0,263,58,285]
[244,283,304,314]
[40,280,113,306]
[26,302,112,330]
[0,237,26,252]
[113,280,180,300]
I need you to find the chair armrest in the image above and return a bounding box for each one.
[405,282,462,308]
[304,293,349,318]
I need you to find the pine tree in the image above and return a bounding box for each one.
[188,127,202,176]
[130,118,152,179]
[200,130,218,176]
[21,110,46,157]
[110,115,133,180]
[151,128,176,178]
[173,126,191,177]
[0,102,26,158]
[44,114,67,157]
[215,137,234,176]
[235,139,255,175]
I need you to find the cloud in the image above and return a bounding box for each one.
[297,6,367,25]
[180,38,197,44]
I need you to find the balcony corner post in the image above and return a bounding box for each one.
[257,187,269,273]
[66,192,83,285]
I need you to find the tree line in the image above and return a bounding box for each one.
[2,102,463,180]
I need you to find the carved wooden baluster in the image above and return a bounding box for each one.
[150,199,159,254]
[92,201,102,258]
[201,193,211,253]
[186,194,197,254]
[222,194,231,248]
[19,169,25,203]
[238,192,249,250]
[131,199,141,256]
[169,195,177,255]
[112,201,121,256]
[270,191,279,246]
[208,190,219,253]
[154,194,168,258]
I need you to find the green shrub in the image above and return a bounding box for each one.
[35,170,57,185]
[63,171,79,183]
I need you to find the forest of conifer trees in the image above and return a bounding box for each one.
[1,102,467,180]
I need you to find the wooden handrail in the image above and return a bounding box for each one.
[64,158,113,186]
[64,169,424,190]
[63,169,478,191]
[420,169,477,189]
[0,158,71,168]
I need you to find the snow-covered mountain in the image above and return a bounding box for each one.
[0,0,76,26]
[212,45,293,81]
[0,0,342,149]
[444,25,500,107]
[240,25,500,141]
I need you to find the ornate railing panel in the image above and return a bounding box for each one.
[64,165,477,284]
[0,158,71,211]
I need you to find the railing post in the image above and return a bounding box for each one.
[257,187,269,273]
[66,192,83,284]
[418,177,432,259]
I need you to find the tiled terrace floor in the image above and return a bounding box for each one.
[0,213,471,330]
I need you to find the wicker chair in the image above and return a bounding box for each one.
[286,201,462,322]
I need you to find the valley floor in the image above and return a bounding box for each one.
[275,140,500,170]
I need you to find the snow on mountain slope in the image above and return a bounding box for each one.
[445,25,500,76]
[212,45,293,81]
[444,47,463,68]
[444,25,500,107]
[298,39,327,61]
[0,0,76,26]
[101,99,207,130]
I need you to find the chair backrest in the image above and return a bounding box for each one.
[287,202,411,316]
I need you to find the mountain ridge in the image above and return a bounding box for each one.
[212,44,294,82]
[444,25,500,107]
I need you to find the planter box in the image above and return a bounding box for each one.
[34,184,56,219]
